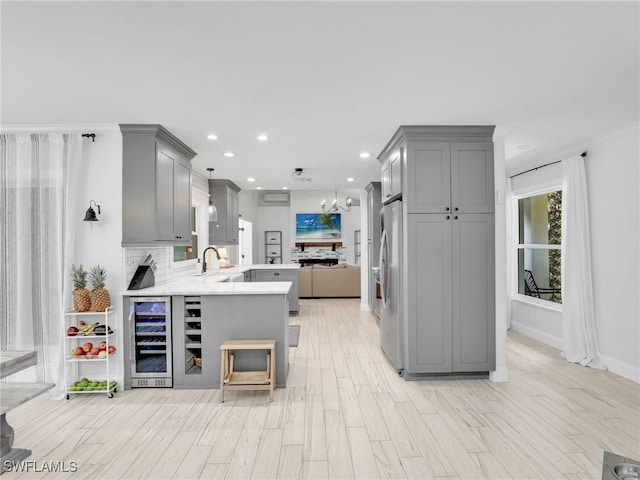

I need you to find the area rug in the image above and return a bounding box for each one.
[289,325,300,347]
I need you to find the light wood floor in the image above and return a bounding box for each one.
[3,299,639,479]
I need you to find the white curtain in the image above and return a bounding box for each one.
[1,133,82,398]
[560,155,606,370]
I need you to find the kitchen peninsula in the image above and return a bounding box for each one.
[122,264,299,391]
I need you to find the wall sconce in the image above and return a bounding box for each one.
[207,167,218,222]
[83,200,101,222]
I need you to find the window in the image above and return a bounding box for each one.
[516,190,562,304]
[173,207,198,262]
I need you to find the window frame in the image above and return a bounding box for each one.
[511,184,564,311]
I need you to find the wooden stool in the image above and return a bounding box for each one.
[219,339,276,403]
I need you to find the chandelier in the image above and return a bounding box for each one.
[321,190,352,213]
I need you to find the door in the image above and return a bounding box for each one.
[405,142,451,214]
[450,142,494,213]
[405,214,453,373]
[452,214,495,371]
[239,219,253,264]
[379,201,403,372]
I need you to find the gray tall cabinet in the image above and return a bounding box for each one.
[379,126,496,374]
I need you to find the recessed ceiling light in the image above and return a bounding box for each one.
[223,151,235,158]
[359,152,371,159]
[256,186,263,190]
[517,144,531,150]
[257,134,269,141]
[247,177,256,182]
[347,177,355,182]
[282,186,288,190]
[207,134,218,140]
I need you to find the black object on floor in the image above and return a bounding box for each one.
[289,325,300,347]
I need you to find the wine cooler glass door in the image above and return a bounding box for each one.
[131,298,172,379]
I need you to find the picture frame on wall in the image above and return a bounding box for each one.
[295,213,341,239]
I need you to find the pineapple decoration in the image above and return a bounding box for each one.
[71,264,92,312]
[89,265,110,312]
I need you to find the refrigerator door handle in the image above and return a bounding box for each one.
[379,229,388,307]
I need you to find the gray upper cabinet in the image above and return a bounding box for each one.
[208,179,241,245]
[450,142,494,214]
[121,124,196,247]
[379,126,494,214]
[381,149,402,203]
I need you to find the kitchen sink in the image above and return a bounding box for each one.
[612,463,640,480]
[603,452,640,480]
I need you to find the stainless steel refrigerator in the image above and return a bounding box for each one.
[379,200,403,373]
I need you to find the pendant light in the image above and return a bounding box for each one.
[207,168,218,222]
[321,190,352,213]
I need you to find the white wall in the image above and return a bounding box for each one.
[239,189,361,265]
[586,124,639,381]
[73,126,125,383]
[509,123,640,382]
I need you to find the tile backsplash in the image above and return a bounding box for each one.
[290,246,347,264]
[123,247,194,289]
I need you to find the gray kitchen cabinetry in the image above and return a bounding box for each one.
[378,125,496,376]
[121,124,196,247]
[365,182,382,319]
[209,179,241,245]
[405,213,495,373]
[381,148,402,202]
[379,126,494,214]
[172,296,215,389]
[251,269,298,314]
[172,293,289,389]
[404,140,494,214]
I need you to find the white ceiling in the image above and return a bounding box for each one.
[2,1,638,191]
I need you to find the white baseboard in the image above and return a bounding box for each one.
[511,322,639,384]
[360,302,371,312]
[489,367,509,383]
[510,320,562,350]
[603,355,640,383]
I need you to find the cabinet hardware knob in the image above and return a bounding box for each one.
[274,272,280,276]
[454,216,458,220]
[446,215,450,220]
[454,207,459,211]
[446,207,450,211]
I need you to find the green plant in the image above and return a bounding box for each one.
[318,213,337,230]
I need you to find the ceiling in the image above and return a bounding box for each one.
[2,1,638,191]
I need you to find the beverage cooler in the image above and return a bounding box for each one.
[129,297,172,387]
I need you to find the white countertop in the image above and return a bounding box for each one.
[211,263,301,273]
[121,264,299,296]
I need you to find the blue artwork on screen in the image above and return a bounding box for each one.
[296,213,341,239]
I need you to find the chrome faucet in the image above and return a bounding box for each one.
[202,247,221,273]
